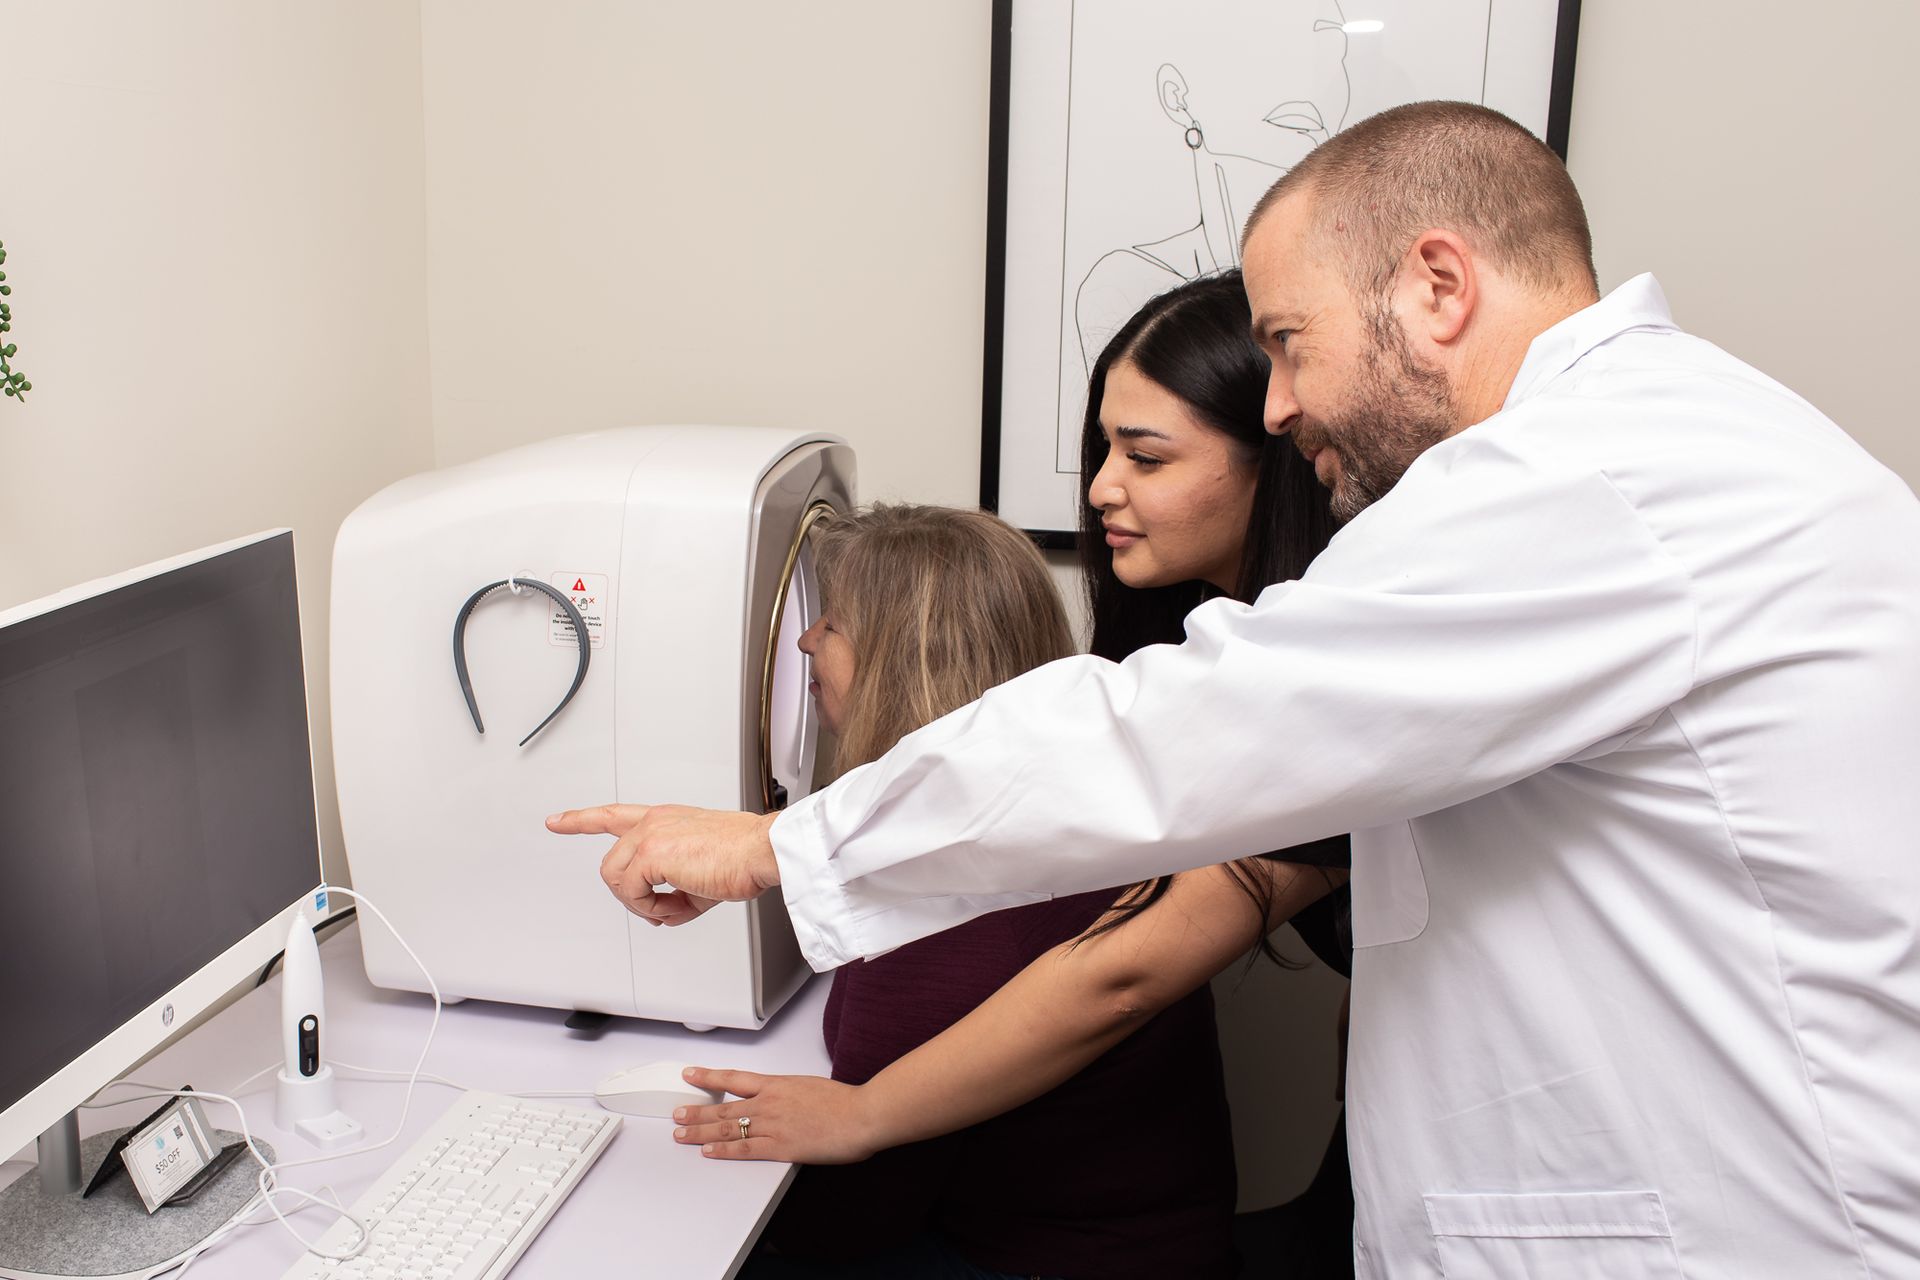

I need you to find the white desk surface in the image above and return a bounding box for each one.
[7,920,831,1279]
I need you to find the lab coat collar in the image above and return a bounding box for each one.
[1502,273,1678,411]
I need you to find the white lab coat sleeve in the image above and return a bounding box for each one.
[773,442,1701,969]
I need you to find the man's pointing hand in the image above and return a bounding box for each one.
[546,803,781,926]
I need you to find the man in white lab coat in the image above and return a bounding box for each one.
[553,102,1920,1276]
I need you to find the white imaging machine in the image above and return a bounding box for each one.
[331,426,854,1031]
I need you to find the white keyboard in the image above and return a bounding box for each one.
[279,1091,621,1280]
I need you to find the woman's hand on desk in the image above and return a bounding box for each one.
[546,803,778,926]
[670,1067,882,1165]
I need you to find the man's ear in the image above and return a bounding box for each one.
[1400,230,1476,346]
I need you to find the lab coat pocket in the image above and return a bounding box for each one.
[1425,1190,1684,1279]
[1350,820,1429,947]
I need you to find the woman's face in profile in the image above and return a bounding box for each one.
[797,610,855,734]
[1088,360,1258,592]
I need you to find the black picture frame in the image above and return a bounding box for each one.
[980,0,1583,546]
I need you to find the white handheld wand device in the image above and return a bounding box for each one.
[274,905,364,1147]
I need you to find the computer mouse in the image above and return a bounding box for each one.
[593,1061,724,1117]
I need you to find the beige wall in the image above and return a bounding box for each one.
[411,2,1336,1203]
[417,0,1920,504]
[418,1,992,508]
[2,0,1910,1213]
[0,1,435,886]
[1568,0,1919,486]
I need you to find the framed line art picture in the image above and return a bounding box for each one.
[980,0,1582,543]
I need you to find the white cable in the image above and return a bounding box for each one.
[327,1059,473,1091]
[226,1059,282,1098]
[264,883,443,1176]
[183,1178,344,1266]
[500,1089,599,1099]
[168,1187,266,1280]
[72,1082,370,1266]
[78,883,598,1274]
[160,1201,255,1279]
[327,1060,596,1099]
[170,1181,350,1278]
[77,882,440,1270]
[79,1069,276,1111]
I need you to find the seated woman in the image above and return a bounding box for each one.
[744,502,1241,1280]
[669,272,1355,1274]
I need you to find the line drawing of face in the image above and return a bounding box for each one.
[1154,0,1353,168]
[1088,359,1259,591]
[1061,1,1359,472]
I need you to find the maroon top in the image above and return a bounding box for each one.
[762,890,1238,1279]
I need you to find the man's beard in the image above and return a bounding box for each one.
[1296,304,1457,524]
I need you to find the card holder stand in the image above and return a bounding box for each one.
[82,1085,242,1210]
[165,1140,250,1205]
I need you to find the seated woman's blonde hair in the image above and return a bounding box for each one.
[811,504,1074,775]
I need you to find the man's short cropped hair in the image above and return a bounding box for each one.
[1246,100,1598,300]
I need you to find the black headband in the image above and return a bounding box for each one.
[451,578,591,747]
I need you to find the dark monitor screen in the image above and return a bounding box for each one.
[0,532,322,1121]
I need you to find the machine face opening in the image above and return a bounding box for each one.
[760,502,834,812]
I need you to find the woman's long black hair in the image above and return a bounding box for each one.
[1076,269,1344,964]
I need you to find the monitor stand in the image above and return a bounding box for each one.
[0,1110,272,1280]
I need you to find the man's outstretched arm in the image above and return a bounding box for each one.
[550,454,1698,974]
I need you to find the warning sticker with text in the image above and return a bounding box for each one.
[550,573,609,648]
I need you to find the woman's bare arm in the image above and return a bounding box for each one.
[673,857,1345,1162]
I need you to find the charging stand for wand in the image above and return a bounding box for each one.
[274,1065,363,1149]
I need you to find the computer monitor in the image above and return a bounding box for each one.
[0,530,326,1187]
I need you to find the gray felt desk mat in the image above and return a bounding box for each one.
[0,1128,273,1278]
